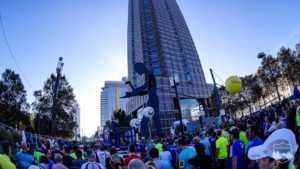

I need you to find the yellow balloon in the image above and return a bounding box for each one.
[225,76,242,94]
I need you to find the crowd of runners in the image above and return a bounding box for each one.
[1,86,300,169]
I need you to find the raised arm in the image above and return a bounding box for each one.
[120,83,148,98]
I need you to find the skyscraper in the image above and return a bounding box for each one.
[75,108,81,138]
[100,77,128,128]
[127,0,212,135]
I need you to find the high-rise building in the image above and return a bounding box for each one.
[75,108,81,138]
[296,42,300,53]
[127,0,212,135]
[100,77,128,128]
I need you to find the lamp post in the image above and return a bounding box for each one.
[51,57,64,137]
[35,91,42,141]
[257,52,281,103]
[169,73,184,137]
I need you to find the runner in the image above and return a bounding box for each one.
[230,128,245,169]
[207,131,217,158]
[109,154,123,169]
[81,149,104,169]
[149,148,173,169]
[155,140,163,153]
[275,107,287,129]
[62,145,73,168]
[248,128,298,169]
[284,101,296,131]
[247,125,263,169]
[128,159,147,169]
[124,144,142,169]
[216,130,229,169]
[200,132,212,156]
[296,99,300,127]
[96,144,109,167]
[52,153,68,169]
[188,143,213,169]
[159,144,172,163]
[177,138,196,169]
[0,142,16,169]
[236,122,249,150]
[16,142,35,169]
[71,150,87,168]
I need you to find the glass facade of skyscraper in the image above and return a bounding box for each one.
[127,0,213,135]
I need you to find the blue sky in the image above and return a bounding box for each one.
[0,0,299,136]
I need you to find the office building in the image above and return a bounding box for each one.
[100,77,128,128]
[75,108,81,138]
[127,0,213,135]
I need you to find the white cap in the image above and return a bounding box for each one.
[193,136,200,141]
[248,128,298,161]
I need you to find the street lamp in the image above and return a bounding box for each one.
[257,52,266,59]
[35,91,42,141]
[169,73,184,137]
[257,52,281,103]
[51,57,64,137]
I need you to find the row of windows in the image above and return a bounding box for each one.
[163,56,200,69]
[139,2,202,82]
[158,24,191,40]
[132,0,205,82]
[145,62,160,69]
[163,53,200,68]
[164,68,204,83]
[160,35,194,52]
[129,1,138,86]
[156,13,184,25]
[159,29,189,41]
[163,56,201,71]
[163,43,188,55]
[140,0,161,77]
[154,8,183,21]
[159,35,177,43]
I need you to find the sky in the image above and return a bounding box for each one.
[0,0,299,137]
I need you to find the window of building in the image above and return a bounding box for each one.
[181,73,186,80]
[153,67,160,76]
[186,73,191,81]
[152,61,159,67]
[183,65,189,72]
[166,62,171,69]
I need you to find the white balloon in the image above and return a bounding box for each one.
[137,108,144,120]
[130,118,140,128]
[143,106,155,118]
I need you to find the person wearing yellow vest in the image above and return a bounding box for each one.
[216,130,229,169]
[0,142,16,169]
[220,124,230,143]
[155,141,163,153]
[34,143,46,164]
[70,145,85,160]
[236,122,249,151]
